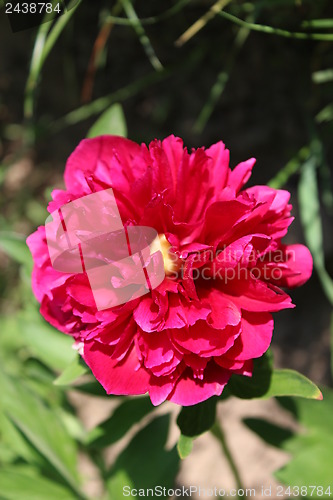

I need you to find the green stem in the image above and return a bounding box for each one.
[121,0,163,71]
[211,421,244,497]
[268,145,310,189]
[219,10,333,41]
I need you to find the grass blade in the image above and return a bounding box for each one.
[175,0,232,47]
[121,0,163,71]
[268,146,310,189]
[219,10,333,42]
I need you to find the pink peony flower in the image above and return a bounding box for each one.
[27,135,313,406]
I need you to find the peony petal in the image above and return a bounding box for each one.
[137,329,179,370]
[148,366,183,406]
[172,321,240,357]
[215,357,253,376]
[167,362,230,406]
[199,287,241,329]
[267,244,313,288]
[222,275,294,312]
[225,311,273,361]
[64,135,144,197]
[205,141,230,196]
[228,158,256,192]
[83,342,150,395]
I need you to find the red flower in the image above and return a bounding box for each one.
[27,135,312,406]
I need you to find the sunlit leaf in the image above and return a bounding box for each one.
[260,369,322,400]
[0,466,77,500]
[312,69,333,84]
[0,371,81,494]
[229,350,321,400]
[53,355,88,386]
[19,309,76,372]
[177,434,193,459]
[87,103,127,138]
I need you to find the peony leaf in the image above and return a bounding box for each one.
[86,396,154,449]
[106,415,179,495]
[276,442,333,493]
[0,466,77,500]
[177,434,193,459]
[53,355,88,386]
[245,388,333,493]
[19,309,76,372]
[229,351,322,400]
[260,369,323,400]
[87,103,127,138]
[177,397,217,438]
[0,371,81,495]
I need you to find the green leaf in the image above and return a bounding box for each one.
[0,412,44,466]
[19,309,76,372]
[245,387,333,494]
[312,69,333,84]
[106,415,179,496]
[87,103,127,138]
[177,397,217,438]
[260,369,323,400]
[268,145,310,189]
[0,232,32,270]
[0,466,77,500]
[298,151,333,305]
[276,442,333,493]
[86,396,154,449]
[229,350,321,400]
[281,387,333,434]
[177,434,193,459]
[53,355,88,386]
[0,371,81,495]
[316,102,333,123]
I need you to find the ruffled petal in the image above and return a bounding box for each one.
[167,362,230,406]
[83,342,150,395]
[228,158,256,192]
[225,311,273,361]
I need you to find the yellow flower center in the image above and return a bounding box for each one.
[151,234,182,276]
